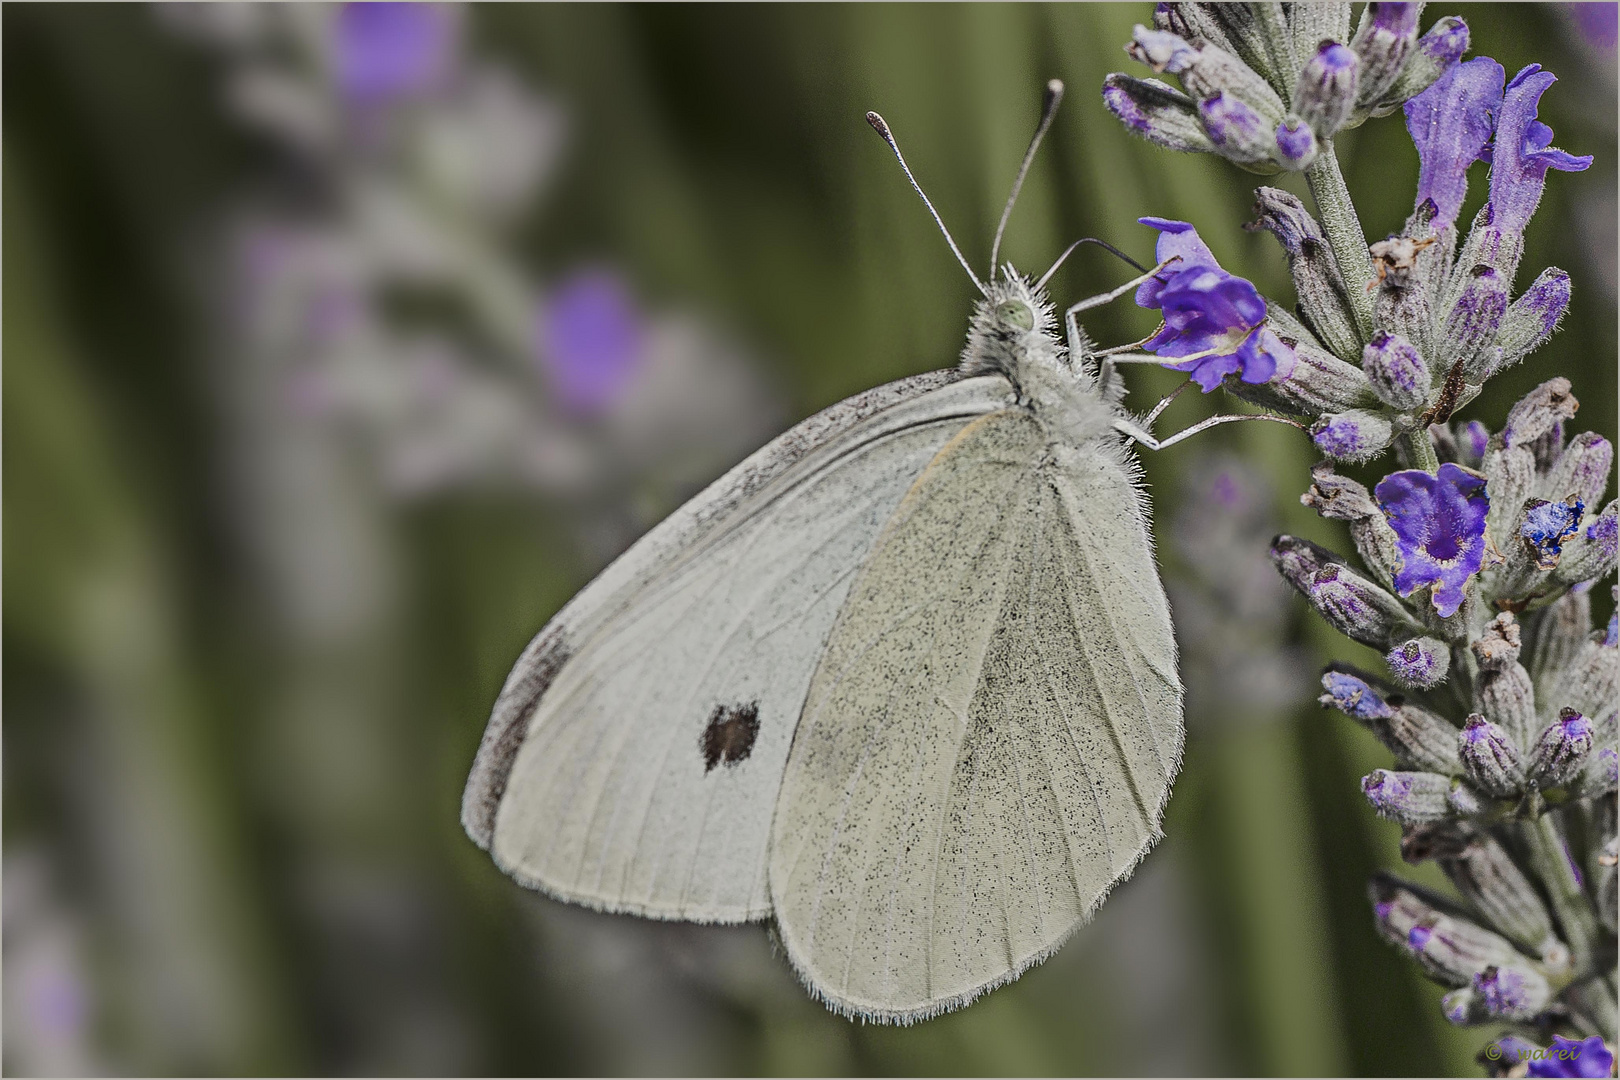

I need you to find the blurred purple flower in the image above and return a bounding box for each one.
[1404,57,1504,228]
[537,269,646,416]
[1564,4,1619,51]
[1374,464,1490,617]
[1488,65,1593,236]
[1528,1035,1614,1077]
[335,2,458,105]
[1135,218,1296,392]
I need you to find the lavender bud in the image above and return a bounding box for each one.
[1544,630,1617,725]
[1309,563,1420,649]
[1385,636,1449,689]
[1125,26,1199,72]
[1442,265,1510,381]
[1176,40,1287,123]
[1227,334,1377,415]
[1362,332,1431,411]
[1493,268,1571,373]
[1199,92,1277,166]
[1350,2,1421,108]
[1484,444,1538,550]
[1524,587,1592,686]
[1301,463,1402,586]
[1269,534,1342,593]
[1363,770,1457,824]
[1473,614,1540,748]
[1571,744,1618,799]
[1103,74,1218,154]
[1554,500,1619,586]
[1526,708,1594,789]
[1458,714,1525,797]
[1541,432,1614,512]
[1319,669,1391,720]
[1312,409,1394,463]
[1295,40,1360,139]
[1289,3,1352,70]
[1501,378,1578,450]
[1371,873,1524,985]
[1273,116,1318,168]
[1373,258,1436,358]
[1458,420,1490,467]
[1321,669,1462,772]
[1469,964,1553,1022]
[1247,189,1360,362]
[1379,16,1469,110]
[1436,832,1559,958]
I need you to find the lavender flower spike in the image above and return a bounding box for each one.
[1375,464,1490,617]
[1488,65,1593,239]
[1135,218,1297,391]
[1404,57,1504,229]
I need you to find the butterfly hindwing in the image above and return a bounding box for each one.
[472,373,1018,922]
[767,411,1182,1021]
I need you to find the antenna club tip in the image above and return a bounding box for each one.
[1046,78,1065,98]
[865,111,889,133]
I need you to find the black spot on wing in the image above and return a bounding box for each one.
[701,702,761,773]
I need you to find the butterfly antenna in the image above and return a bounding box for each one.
[989,78,1064,281]
[1036,237,1148,291]
[866,111,987,295]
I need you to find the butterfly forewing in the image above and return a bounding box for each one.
[480,374,1018,922]
[768,412,1181,1021]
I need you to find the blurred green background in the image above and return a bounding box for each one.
[4,3,1614,1075]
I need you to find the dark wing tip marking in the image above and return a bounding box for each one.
[701,702,761,773]
[462,628,572,849]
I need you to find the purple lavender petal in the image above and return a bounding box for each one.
[1404,57,1504,228]
[1135,218,1290,392]
[537,268,645,416]
[1528,1034,1614,1078]
[335,2,458,105]
[1488,65,1594,237]
[1374,464,1490,617]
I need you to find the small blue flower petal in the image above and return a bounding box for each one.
[1520,497,1584,568]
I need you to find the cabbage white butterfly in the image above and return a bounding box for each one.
[464,80,1269,1023]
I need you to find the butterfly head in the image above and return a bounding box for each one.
[960,271,1063,379]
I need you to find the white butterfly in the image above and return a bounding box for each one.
[464,80,1290,1023]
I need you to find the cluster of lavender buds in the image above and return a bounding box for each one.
[1108,3,1466,173]
[1102,3,1615,1065]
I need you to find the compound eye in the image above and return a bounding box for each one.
[996,300,1034,330]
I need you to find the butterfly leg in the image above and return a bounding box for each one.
[1114,411,1306,451]
[1063,257,1180,383]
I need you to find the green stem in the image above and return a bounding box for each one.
[1305,145,1376,342]
[1526,812,1599,970]
[1402,430,1440,474]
